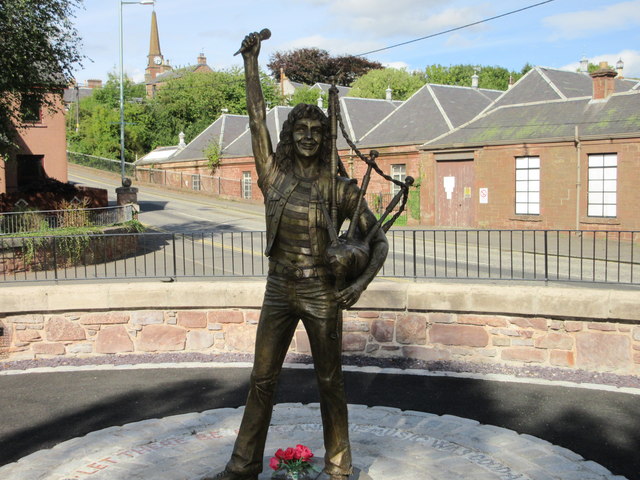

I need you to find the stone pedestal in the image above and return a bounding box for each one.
[116,186,138,206]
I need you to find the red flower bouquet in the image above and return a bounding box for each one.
[270,444,318,479]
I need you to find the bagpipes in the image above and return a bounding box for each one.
[323,84,414,288]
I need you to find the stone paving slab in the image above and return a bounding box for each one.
[0,404,627,480]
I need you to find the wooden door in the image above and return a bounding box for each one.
[436,160,475,227]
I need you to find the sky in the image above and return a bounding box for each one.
[71,0,640,85]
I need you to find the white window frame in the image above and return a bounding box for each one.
[192,174,201,191]
[515,156,540,215]
[242,171,252,199]
[587,153,617,217]
[391,164,406,196]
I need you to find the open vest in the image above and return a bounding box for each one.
[259,161,358,263]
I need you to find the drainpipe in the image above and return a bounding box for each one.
[575,125,581,230]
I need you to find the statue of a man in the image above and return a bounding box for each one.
[206,31,388,480]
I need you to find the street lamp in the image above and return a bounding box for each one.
[119,0,154,186]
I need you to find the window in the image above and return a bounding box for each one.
[588,153,617,217]
[192,174,201,191]
[242,171,252,199]
[16,155,45,187]
[20,94,42,123]
[391,164,406,195]
[515,156,540,215]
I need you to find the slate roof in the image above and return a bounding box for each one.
[311,83,351,97]
[358,83,500,147]
[222,98,402,156]
[63,86,95,104]
[136,114,249,165]
[337,97,402,149]
[136,145,182,165]
[224,106,293,157]
[486,67,638,112]
[170,114,249,162]
[422,89,640,149]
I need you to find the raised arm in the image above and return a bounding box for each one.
[239,31,273,178]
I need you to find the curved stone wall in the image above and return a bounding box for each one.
[1,281,639,375]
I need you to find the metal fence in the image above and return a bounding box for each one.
[67,151,137,177]
[0,205,135,235]
[1,229,638,285]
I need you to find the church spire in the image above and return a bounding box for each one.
[148,10,161,60]
[145,9,171,97]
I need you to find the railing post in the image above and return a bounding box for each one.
[172,233,178,279]
[544,230,549,281]
[52,237,59,280]
[412,230,417,278]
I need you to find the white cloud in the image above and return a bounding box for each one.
[560,50,640,79]
[383,61,410,70]
[544,1,640,40]
[294,0,492,38]
[444,32,476,49]
[276,35,380,56]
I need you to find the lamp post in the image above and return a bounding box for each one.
[119,0,154,186]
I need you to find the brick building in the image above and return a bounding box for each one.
[1,93,68,194]
[420,64,640,231]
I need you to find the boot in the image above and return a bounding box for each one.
[201,469,258,480]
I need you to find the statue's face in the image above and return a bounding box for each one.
[292,117,323,160]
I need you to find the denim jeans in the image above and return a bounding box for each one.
[226,273,352,476]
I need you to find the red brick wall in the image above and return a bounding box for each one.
[421,137,640,231]
[3,94,68,193]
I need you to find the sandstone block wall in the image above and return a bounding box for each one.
[1,281,638,375]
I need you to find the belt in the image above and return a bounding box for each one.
[269,261,329,279]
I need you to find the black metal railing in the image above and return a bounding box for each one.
[1,229,638,285]
[0,205,134,235]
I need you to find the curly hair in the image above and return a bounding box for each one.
[274,103,332,173]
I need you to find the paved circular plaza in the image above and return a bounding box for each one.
[0,403,626,480]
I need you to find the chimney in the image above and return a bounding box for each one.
[616,58,624,78]
[197,53,207,65]
[385,86,392,101]
[178,131,186,148]
[471,69,479,89]
[579,55,589,73]
[590,61,617,100]
[280,67,286,97]
[317,94,324,109]
[87,79,103,89]
[508,75,514,90]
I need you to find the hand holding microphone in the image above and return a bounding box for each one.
[234,28,271,56]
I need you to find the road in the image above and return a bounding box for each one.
[68,164,266,233]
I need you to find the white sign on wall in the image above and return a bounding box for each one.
[443,176,456,200]
[479,187,489,204]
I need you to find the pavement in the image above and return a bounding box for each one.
[0,363,638,480]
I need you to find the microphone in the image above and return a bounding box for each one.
[234,28,271,56]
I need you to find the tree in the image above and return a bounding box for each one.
[68,68,280,161]
[423,64,527,90]
[267,48,382,86]
[67,73,149,162]
[348,68,427,101]
[145,68,279,148]
[288,86,327,107]
[0,0,84,156]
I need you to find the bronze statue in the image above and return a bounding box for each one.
[205,30,391,480]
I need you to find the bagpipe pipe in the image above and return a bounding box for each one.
[322,84,415,289]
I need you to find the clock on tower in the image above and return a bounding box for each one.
[154,56,162,65]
